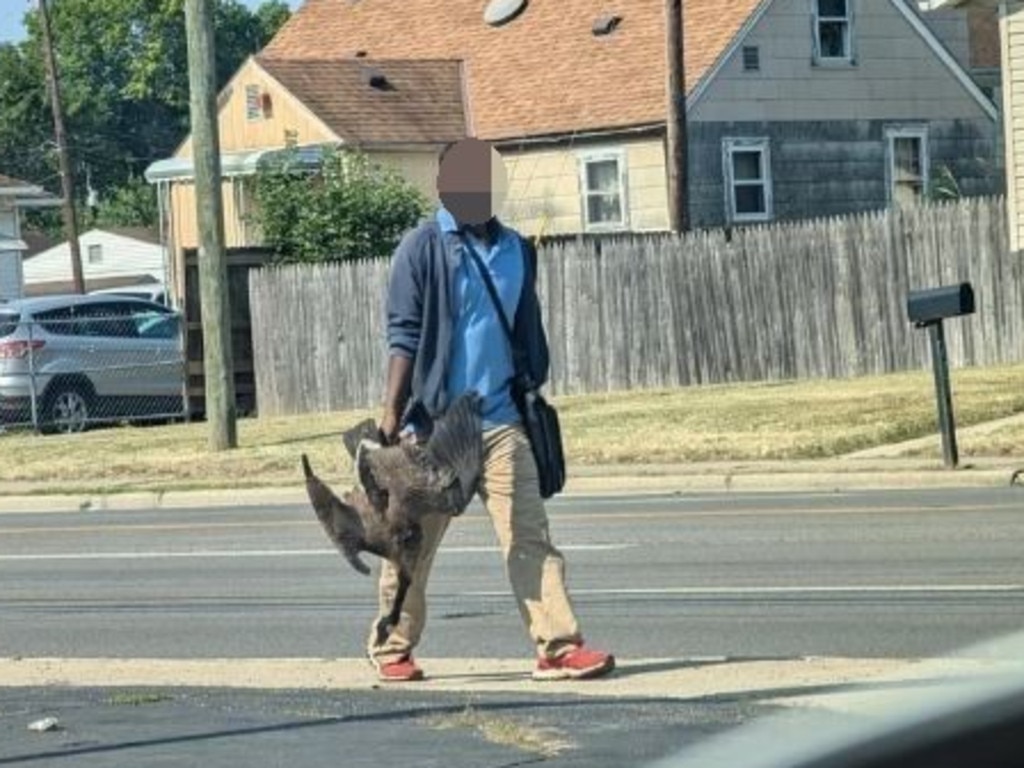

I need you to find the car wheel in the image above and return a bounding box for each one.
[44,385,92,435]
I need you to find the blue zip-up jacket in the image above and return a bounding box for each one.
[385,218,550,431]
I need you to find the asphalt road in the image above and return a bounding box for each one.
[2,488,1023,660]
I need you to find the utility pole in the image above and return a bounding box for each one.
[184,0,237,450]
[38,0,85,293]
[666,0,690,233]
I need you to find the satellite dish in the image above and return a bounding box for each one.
[484,0,528,27]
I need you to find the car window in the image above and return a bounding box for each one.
[33,307,76,336]
[0,311,19,337]
[134,309,178,340]
[74,302,140,339]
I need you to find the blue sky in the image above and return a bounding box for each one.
[0,0,302,44]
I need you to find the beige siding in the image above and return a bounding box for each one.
[175,58,336,158]
[693,0,993,123]
[366,150,441,205]
[1003,1,1024,250]
[502,138,669,237]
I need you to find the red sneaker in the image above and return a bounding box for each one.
[533,644,616,681]
[372,655,424,682]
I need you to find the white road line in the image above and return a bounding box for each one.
[0,543,632,562]
[464,585,1024,597]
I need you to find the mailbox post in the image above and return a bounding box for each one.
[906,283,975,469]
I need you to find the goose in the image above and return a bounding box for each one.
[301,392,485,645]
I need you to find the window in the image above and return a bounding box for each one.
[723,138,773,224]
[134,308,178,340]
[0,311,18,338]
[245,85,262,121]
[71,301,138,339]
[87,244,102,264]
[33,307,76,336]
[742,46,761,72]
[886,126,929,207]
[578,152,628,231]
[814,0,853,63]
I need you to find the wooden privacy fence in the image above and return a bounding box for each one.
[249,196,1023,416]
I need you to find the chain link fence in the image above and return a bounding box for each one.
[0,304,189,435]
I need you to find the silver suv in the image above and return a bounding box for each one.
[0,294,185,433]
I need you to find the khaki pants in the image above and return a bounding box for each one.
[367,425,583,664]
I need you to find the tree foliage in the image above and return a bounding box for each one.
[0,0,291,230]
[250,147,429,263]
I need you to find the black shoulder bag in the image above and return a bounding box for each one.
[463,241,566,499]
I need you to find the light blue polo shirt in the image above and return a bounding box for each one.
[438,207,523,429]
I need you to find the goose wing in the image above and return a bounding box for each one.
[419,392,485,513]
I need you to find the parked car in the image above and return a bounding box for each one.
[89,282,169,306]
[650,629,1024,768]
[0,294,185,434]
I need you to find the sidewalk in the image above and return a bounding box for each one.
[1,454,1021,513]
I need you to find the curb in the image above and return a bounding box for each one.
[0,466,1020,514]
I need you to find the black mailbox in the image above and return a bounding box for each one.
[907,282,975,327]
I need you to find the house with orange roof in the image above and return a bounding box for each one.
[146,0,1002,303]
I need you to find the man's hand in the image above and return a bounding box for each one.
[378,408,401,446]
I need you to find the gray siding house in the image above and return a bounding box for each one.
[687,0,1002,229]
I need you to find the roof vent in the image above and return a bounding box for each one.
[592,15,622,36]
[361,67,394,91]
[354,50,368,58]
[484,0,528,27]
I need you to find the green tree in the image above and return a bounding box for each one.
[1,0,291,228]
[250,146,429,263]
[92,175,159,228]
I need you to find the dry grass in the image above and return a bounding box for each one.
[558,364,1024,463]
[422,706,574,757]
[2,364,1023,495]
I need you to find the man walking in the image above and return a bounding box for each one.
[368,137,615,683]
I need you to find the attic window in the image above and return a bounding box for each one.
[742,46,760,72]
[245,85,262,121]
[592,15,622,36]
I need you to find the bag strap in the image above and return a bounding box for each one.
[460,235,531,380]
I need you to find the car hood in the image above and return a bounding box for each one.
[649,630,1024,768]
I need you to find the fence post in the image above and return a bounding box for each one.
[177,310,191,423]
[27,320,40,434]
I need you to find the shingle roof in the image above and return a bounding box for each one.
[257,57,467,144]
[262,0,766,141]
[20,230,55,258]
[968,6,999,70]
[0,173,40,190]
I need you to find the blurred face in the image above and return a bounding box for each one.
[436,137,508,226]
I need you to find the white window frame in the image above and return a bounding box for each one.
[812,0,855,65]
[87,243,103,264]
[577,149,630,232]
[244,84,262,122]
[885,125,930,207]
[722,138,773,224]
